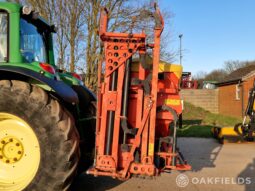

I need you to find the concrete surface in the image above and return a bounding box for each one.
[72,138,255,191]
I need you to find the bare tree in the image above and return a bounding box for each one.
[82,0,131,90]
[224,60,243,74]
[23,0,69,70]
[19,0,175,91]
[63,0,86,72]
[82,1,175,91]
[204,69,227,81]
[193,71,207,80]
[224,60,255,74]
[55,0,68,69]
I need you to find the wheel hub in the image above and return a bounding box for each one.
[0,137,24,164]
[0,112,40,191]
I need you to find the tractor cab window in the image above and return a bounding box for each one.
[0,12,7,62]
[20,18,47,63]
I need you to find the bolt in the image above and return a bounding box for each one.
[6,160,10,163]
[0,155,3,159]
[16,143,20,147]
[14,158,17,162]
[9,138,13,142]
[1,141,5,144]
[17,151,22,155]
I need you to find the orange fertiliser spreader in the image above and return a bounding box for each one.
[87,3,191,179]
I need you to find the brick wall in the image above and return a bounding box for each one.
[218,84,242,118]
[180,89,219,113]
[180,76,255,117]
[218,76,255,118]
[243,76,255,110]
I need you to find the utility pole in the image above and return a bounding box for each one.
[179,34,183,65]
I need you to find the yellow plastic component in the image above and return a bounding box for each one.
[148,143,154,156]
[218,126,241,138]
[158,63,183,78]
[0,113,40,191]
[131,56,183,79]
[164,99,181,106]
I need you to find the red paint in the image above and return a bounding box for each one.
[39,63,55,74]
[88,4,191,180]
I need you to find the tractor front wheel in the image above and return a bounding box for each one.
[0,80,80,191]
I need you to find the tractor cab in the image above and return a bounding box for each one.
[0,2,91,92]
[20,15,50,64]
[0,3,55,65]
[0,2,96,190]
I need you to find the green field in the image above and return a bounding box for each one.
[177,102,241,137]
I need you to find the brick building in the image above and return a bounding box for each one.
[218,65,255,118]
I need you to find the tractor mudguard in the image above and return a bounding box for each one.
[72,85,96,110]
[0,66,79,104]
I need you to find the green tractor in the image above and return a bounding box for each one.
[0,2,96,191]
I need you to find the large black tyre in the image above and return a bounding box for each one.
[77,102,96,173]
[0,80,80,191]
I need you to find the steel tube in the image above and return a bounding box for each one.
[171,121,177,166]
[122,58,131,144]
[105,71,117,155]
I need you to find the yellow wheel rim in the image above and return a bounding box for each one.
[0,113,40,191]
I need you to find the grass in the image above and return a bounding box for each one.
[177,102,241,137]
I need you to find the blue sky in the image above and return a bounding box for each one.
[159,0,255,75]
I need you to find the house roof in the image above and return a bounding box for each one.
[217,64,255,86]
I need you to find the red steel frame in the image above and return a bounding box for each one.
[88,4,191,179]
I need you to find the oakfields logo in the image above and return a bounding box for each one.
[176,174,252,187]
[176,174,189,187]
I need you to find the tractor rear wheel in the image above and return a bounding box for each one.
[0,80,80,191]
